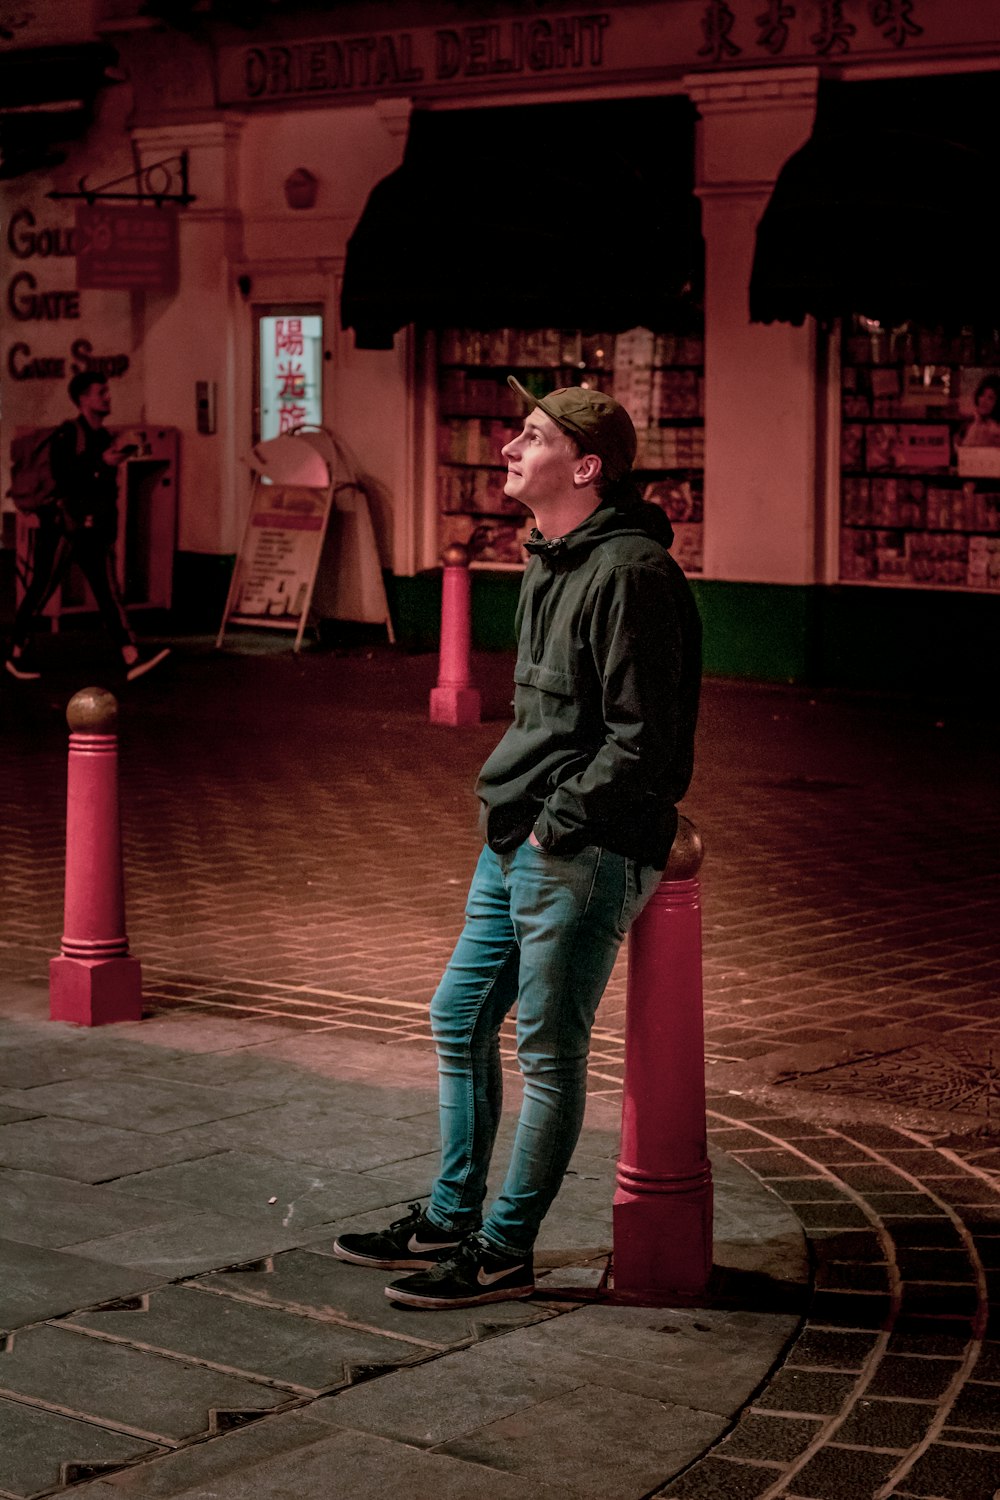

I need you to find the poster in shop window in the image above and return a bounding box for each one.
[956,367,1000,477]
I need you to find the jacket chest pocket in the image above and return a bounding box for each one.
[513,659,577,699]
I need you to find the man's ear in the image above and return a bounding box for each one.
[574,453,602,487]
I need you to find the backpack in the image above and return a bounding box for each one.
[7,421,81,514]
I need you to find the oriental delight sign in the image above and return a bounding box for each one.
[216,1,968,107]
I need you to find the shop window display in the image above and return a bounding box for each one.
[840,318,1000,591]
[436,326,704,574]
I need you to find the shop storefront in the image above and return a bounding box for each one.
[1,0,998,686]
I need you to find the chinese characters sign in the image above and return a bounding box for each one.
[697,0,923,65]
[75,205,179,293]
[258,312,323,440]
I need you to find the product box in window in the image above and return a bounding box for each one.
[874,530,908,580]
[440,512,530,567]
[439,328,463,364]
[865,424,901,470]
[669,521,703,575]
[839,527,875,580]
[841,477,869,525]
[841,424,865,470]
[898,425,952,470]
[643,477,701,524]
[870,479,899,526]
[977,488,1000,532]
[967,535,1000,588]
[901,365,954,413]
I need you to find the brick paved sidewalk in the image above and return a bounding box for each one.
[1,633,999,1498]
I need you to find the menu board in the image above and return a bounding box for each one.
[222,483,332,645]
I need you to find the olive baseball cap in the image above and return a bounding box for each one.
[507,376,637,481]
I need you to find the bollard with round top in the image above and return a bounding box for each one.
[430,542,481,726]
[49,687,143,1026]
[613,815,713,1297]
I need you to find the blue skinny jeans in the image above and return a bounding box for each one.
[427,839,661,1257]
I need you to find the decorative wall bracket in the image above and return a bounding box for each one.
[47,150,195,206]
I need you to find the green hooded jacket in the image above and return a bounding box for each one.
[476,499,702,868]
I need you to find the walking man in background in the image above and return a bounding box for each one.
[5,372,170,683]
[335,377,701,1308]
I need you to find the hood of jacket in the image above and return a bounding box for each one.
[522,498,675,567]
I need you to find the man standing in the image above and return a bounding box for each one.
[335,377,701,1308]
[5,372,170,682]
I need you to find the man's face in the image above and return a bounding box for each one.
[77,382,111,424]
[501,409,581,515]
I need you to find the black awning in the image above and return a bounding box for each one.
[0,43,117,180]
[749,73,1000,329]
[341,96,701,349]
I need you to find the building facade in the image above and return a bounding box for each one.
[2,0,998,687]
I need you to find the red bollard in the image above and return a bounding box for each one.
[430,542,481,726]
[613,817,713,1296]
[49,687,143,1026]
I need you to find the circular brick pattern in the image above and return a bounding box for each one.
[654,1099,1000,1500]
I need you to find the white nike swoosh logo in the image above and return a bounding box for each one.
[477,1264,524,1285]
[407,1233,457,1253]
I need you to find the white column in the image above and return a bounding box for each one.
[684,68,820,585]
[130,119,245,555]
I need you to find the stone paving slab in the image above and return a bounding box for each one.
[161,1101,442,1172]
[93,1426,580,1500]
[0,1325,291,1445]
[473,1304,802,1416]
[62,1410,340,1499]
[110,1012,318,1054]
[62,1210,313,1281]
[65,1284,424,1394]
[107,1152,421,1232]
[4,1075,270,1135]
[0,1118,223,1185]
[0,1105,40,1126]
[0,1239,164,1332]
[105,1049,357,1107]
[0,1168,186,1250]
[0,1396,164,1500]
[305,1334,581,1448]
[354,1151,443,1199]
[192,1248,564,1351]
[0,1035,191,1090]
[439,1382,727,1500]
[248,1030,442,1085]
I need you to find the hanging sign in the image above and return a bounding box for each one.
[75,205,179,293]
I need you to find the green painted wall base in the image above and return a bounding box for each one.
[813,584,999,696]
[390,569,522,653]
[167,557,997,695]
[390,570,999,694]
[689,580,816,683]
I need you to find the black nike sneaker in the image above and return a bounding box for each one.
[332,1202,463,1270]
[385,1233,534,1308]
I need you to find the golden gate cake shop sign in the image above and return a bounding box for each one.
[217,2,975,106]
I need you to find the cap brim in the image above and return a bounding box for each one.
[507,375,539,410]
[508,374,585,444]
